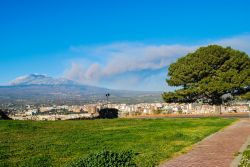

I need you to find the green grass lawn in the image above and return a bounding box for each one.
[0,118,235,167]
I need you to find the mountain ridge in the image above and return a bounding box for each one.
[0,74,162,104]
[10,74,80,86]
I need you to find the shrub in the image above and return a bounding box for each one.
[177,110,183,114]
[152,110,162,115]
[66,150,137,167]
[239,145,250,167]
[98,108,118,119]
[0,110,11,120]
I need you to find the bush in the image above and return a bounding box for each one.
[239,145,250,167]
[177,110,183,114]
[66,150,137,167]
[98,108,118,119]
[152,110,162,115]
[0,110,11,120]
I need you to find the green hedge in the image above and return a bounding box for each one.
[66,150,137,167]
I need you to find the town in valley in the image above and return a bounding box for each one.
[2,101,249,120]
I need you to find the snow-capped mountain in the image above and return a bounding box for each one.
[10,74,79,86]
[0,74,162,104]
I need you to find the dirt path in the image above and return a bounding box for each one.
[159,119,250,167]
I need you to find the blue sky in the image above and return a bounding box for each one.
[0,0,250,90]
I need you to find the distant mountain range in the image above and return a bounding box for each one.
[10,74,78,86]
[0,74,162,104]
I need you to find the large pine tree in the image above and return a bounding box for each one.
[162,45,250,104]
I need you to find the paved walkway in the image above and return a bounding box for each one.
[160,119,250,167]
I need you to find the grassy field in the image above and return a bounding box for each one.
[0,118,235,167]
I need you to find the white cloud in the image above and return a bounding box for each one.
[64,62,83,80]
[64,34,250,90]
[214,34,250,53]
[101,44,196,76]
[85,63,101,80]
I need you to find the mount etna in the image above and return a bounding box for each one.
[0,74,162,104]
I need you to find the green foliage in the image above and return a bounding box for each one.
[177,110,183,114]
[66,150,136,167]
[239,145,250,167]
[163,45,250,104]
[0,118,235,167]
[152,110,163,114]
[0,110,11,120]
[98,108,119,119]
[237,92,250,100]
